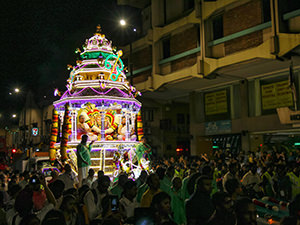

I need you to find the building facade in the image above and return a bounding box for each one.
[118,0,300,156]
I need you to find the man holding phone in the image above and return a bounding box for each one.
[77,134,94,186]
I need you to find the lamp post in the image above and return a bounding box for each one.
[119,19,137,85]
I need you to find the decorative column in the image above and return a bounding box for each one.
[71,108,77,142]
[100,110,105,141]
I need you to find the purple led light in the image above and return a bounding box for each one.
[60,86,134,100]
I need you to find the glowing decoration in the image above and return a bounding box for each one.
[49,109,59,163]
[32,128,39,136]
[54,89,61,97]
[60,103,71,162]
[104,50,124,81]
[137,111,144,141]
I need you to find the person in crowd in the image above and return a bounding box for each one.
[186,175,215,225]
[110,173,128,199]
[286,163,300,199]
[151,192,176,225]
[57,164,78,190]
[141,173,160,207]
[261,164,275,197]
[223,162,239,192]
[275,165,291,201]
[224,178,242,202]
[208,192,236,225]
[48,180,65,210]
[119,180,139,220]
[234,197,257,225]
[242,164,262,197]
[169,176,186,225]
[6,184,21,211]
[82,169,95,188]
[0,191,6,225]
[76,135,94,186]
[18,172,29,189]
[160,166,175,195]
[60,195,79,225]
[135,136,152,162]
[84,175,111,221]
[91,170,104,189]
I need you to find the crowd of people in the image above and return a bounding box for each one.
[0,145,300,225]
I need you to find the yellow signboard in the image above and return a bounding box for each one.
[205,90,228,115]
[261,80,293,110]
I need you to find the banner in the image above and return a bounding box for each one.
[205,90,228,116]
[205,120,231,135]
[261,80,293,110]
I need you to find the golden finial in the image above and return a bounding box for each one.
[95,24,102,34]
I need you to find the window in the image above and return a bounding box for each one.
[162,38,170,59]
[262,0,271,22]
[184,0,194,11]
[144,109,154,122]
[212,15,224,40]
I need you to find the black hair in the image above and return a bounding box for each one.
[20,214,40,225]
[123,179,137,192]
[60,194,76,211]
[225,178,240,195]
[212,191,230,207]
[150,191,171,210]
[48,180,65,199]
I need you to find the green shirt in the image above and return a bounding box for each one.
[76,143,92,168]
[170,188,186,225]
[136,143,152,161]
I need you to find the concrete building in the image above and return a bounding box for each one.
[118,0,300,156]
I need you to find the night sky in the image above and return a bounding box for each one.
[1,0,141,126]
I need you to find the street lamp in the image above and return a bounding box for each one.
[14,88,20,93]
[120,19,126,26]
[12,114,17,118]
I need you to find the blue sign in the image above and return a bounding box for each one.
[205,120,231,135]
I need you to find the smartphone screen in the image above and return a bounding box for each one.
[110,195,119,212]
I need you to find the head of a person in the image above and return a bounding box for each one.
[235,198,257,225]
[202,165,213,178]
[64,164,72,174]
[172,177,182,191]
[229,163,237,174]
[156,167,166,180]
[98,175,111,193]
[195,175,212,194]
[212,192,234,213]
[49,180,65,199]
[60,194,76,213]
[225,178,242,196]
[42,209,66,225]
[98,170,104,178]
[79,115,85,123]
[165,166,175,179]
[118,173,128,188]
[20,214,40,225]
[123,180,137,200]
[88,168,95,177]
[147,173,160,191]
[151,192,171,216]
[81,134,88,144]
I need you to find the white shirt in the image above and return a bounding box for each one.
[57,172,79,190]
[119,197,139,218]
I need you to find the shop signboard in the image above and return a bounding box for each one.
[205,120,232,135]
[205,90,227,115]
[261,80,293,110]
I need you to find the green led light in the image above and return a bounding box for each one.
[213,146,219,149]
[294,143,300,146]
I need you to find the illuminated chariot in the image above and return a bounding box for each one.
[49,26,147,178]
